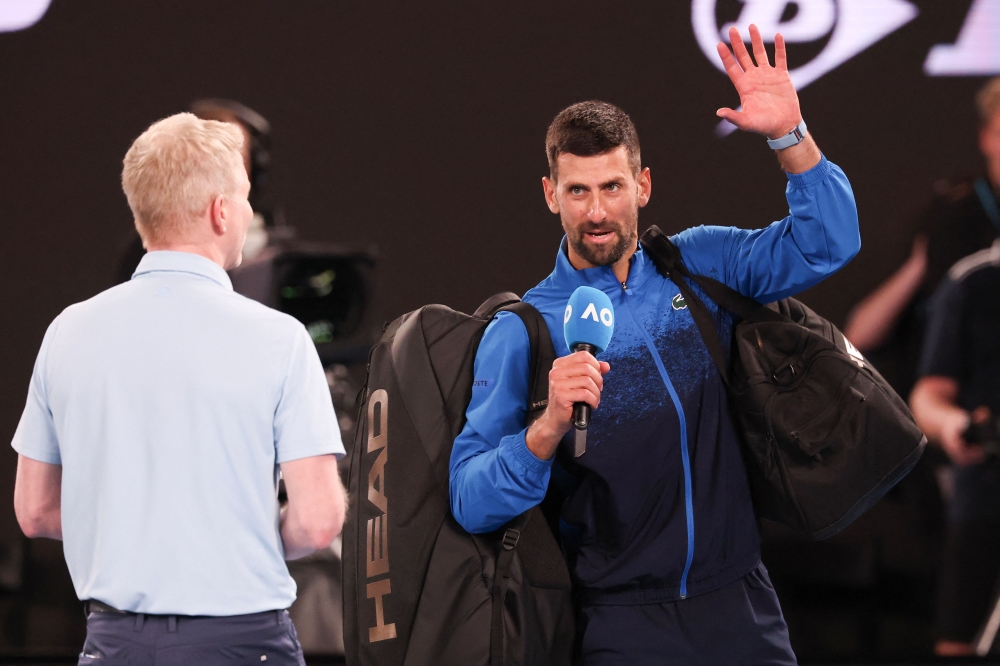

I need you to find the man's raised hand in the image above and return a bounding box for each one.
[716,24,802,139]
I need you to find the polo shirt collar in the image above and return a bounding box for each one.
[132,251,233,291]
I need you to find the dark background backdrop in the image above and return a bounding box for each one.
[0,0,993,657]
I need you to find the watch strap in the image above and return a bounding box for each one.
[767,119,807,150]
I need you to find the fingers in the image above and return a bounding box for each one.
[728,26,754,72]
[552,370,604,397]
[716,41,744,86]
[554,350,603,371]
[557,380,603,410]
[716,107,747,129]
[749,24,770,67]
[549,351,608,412]
[549,371,603,409]
[551,353,605,392]
[774,33,787,71]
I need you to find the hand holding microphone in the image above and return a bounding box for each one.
[525,287,615,460]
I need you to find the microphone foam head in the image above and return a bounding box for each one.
[563,286,615,354]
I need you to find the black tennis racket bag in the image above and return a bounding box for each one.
[640,225,927,540]
[342,293,573,666]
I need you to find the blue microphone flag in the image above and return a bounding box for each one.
[563,286,615,353]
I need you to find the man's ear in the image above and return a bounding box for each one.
[637,167,652,208]
[208,194,227,236]
[542,176,560,214]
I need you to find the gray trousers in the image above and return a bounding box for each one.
[78,607,305,666]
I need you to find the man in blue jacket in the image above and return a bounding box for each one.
[450,26,860,665]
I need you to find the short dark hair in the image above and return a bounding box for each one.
[545,101,641,180]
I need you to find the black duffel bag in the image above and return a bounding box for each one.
[640,226,927,540]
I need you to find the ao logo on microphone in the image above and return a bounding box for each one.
[564,301,614,328]
[693,0,1000,136]
[564,286,615,357]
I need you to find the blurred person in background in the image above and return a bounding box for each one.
[12,113,346,664]
[910,235,1000,656]
[847,77,1000,658]
[843,77,1000,397]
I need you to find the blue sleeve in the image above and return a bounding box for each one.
[449,311,553,534]
[673,156,861,303]
[273,325,345,463]
[11,319,62,465]
[917,277,966,381]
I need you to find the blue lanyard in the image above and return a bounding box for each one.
[974,178,1000,233]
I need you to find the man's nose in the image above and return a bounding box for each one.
[586,193,607,222]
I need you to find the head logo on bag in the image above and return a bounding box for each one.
[365,389,396,643]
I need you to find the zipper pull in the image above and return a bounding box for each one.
[621,282,628,292]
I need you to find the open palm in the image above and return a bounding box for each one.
[716,25,802,139]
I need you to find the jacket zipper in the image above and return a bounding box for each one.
[620,281,696,599]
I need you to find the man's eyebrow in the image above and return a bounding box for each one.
[600,177,625,188]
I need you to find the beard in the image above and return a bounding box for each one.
[565,217,638,268]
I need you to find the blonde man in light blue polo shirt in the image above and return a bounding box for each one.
[11,113,346,665]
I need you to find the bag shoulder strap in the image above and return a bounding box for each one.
[640,225,770,385]
[474,295,555,424]
[640,226,731,382]
[474,291,522,319]
[476,298,558,665]
[502,301,556,424]
[490,514,528,665]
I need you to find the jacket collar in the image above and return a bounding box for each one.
[132,251,233,291]
[552,236,656,294]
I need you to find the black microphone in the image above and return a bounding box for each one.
[571,342,598,430]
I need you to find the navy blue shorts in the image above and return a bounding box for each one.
[577,562,797,665]
[78,608,305,666]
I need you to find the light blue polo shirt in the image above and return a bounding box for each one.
[11,251,345,615]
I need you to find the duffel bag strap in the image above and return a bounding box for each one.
[640,226,790,384]
[639,226,734,384]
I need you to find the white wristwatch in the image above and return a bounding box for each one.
[767,119,807,150]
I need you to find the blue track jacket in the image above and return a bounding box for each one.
[450,156,860,604]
